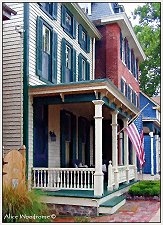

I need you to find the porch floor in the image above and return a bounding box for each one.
[35,180,137,199]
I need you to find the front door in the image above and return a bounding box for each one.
[33,104,48,167]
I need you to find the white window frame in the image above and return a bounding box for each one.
[66,45,71,69]
[82,58,86,80]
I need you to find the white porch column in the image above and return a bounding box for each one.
[92,100,104,196]
[119,132,123,165]
[123,118,129,183]
[111,111,119,189]
[155,135,159,174]
[149,132,154,176]
[132,144,137,181]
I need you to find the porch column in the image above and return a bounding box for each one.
[149,132,154,176]
[123,118,129,183]
[132,144,137,181]
[92,100,104,196]
[111,111,119,189]
[119,132,123,165]
[155,135,159,174]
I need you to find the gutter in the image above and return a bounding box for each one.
[23,3,29,179]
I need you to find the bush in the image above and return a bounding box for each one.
[2,186,51,223]
[128,180,160,197]
[74,216,90,223]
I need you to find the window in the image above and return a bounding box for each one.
[78,24,90,53]
[61,38,76,83]
[43,25,50,54]
[61,5,76,38]
[39,3,57,19]
[78,54,90,81]
[36,16,57,83]
[120,78,125,95]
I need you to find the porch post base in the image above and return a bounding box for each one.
[114,170,119,189]
[94,172,104,196]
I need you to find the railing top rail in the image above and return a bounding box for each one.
[32,167,95,172]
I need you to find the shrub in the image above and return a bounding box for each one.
[128,180,160,197]
[74,216,90,222]
[2,186,51,223]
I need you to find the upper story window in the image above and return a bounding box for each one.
[120,31,139,80]
[78,24,90,53]
[36,16,57,84]
[78,54,90,81]
[43,25,50,54]
[61,5,76,39]
[61,38,76,83]
[156,110,160,122]
[38,3,57,20]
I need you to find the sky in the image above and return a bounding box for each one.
[120,3,145,26]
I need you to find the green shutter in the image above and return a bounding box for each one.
[78,54,82,81]
[52,31,57,83]
[78,117,82,162]
[61,5,66,29]
[72,48,76,82]
[52,3,57,20]
[72,17,76,39]
[86,35,90,53]
[36,16,43,77]
[60,110,66,167]
[128,47,130,70]
[72,114,76,161]
[86,61,90,80]
[61,38,66,83]
[78,25,82,45]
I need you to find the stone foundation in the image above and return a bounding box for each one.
[47,203,97,217]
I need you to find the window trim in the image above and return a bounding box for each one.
[78,24,90,53]
[78,53,90,81]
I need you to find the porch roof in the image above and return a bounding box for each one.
[29,79,139,116]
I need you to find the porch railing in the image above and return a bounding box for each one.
[108,162,136,191]
[32,167,95,190]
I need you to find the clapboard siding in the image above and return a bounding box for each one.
[3,3,24,154]
[28,3,93,86]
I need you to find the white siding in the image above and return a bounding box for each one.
[3,3,24,154]
[28,3,93,86]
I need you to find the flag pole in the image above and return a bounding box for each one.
[117,103,149,135]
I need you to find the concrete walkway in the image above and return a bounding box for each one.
[150,208,160,222]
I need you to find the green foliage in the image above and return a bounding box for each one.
[132,3,160,97]
[2,186,51,223]
[128,180,160,197]
[74,216,90,223]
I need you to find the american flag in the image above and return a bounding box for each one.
[125,113,145,167]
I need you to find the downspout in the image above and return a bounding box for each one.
[23,3,29,179]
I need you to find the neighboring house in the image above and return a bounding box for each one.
[3,3,145,215]
[140,91,160,179]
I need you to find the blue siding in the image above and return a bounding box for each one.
[140,93,156,118]
[143,135,151,174]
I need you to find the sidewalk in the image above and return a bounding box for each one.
[53,200,160,223]
[150,208,160,222]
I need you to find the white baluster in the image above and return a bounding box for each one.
[60,170,63,188]
[44,170,46,187]
[37,169,40,188]
[40,169,43,187]
[64,171,66,188]
[74,170,76,188]
[77,170,79,188]
[88,171,90,189]
[84,170,87,188]
[70,170,73,188]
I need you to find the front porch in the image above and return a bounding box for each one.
[29,79,139,197]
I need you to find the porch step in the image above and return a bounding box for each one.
[99,195,126,215]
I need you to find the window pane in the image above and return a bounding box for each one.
[82,59,86,80]
[43,25,50,54]
[66,45,71,69]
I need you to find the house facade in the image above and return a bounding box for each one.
[140,92,160,179]
[3,2,145,201]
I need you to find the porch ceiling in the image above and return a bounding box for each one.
[29,79,139,117]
